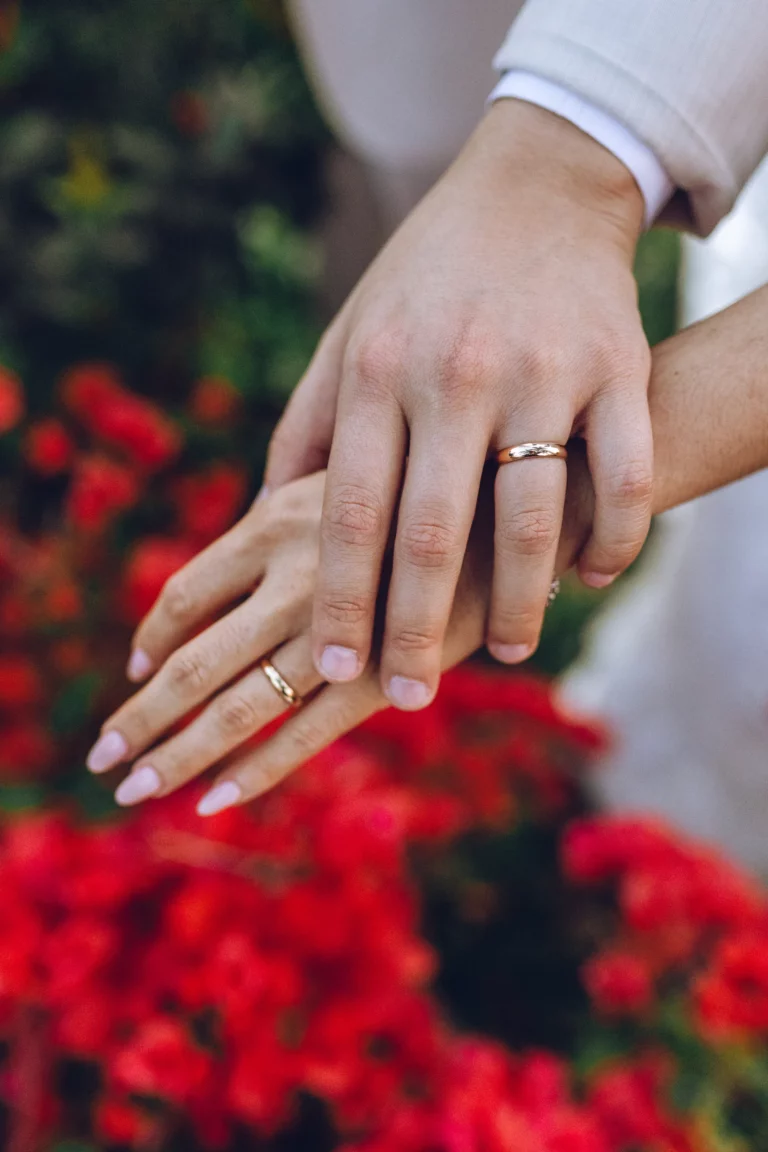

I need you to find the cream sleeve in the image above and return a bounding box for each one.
[495,0,768,234]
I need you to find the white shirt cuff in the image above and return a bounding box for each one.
[490,71,674,230]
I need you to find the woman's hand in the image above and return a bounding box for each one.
[86,469,519,816]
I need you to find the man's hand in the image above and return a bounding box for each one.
[265,100,652,710]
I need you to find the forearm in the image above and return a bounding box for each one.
[650,285,768,512]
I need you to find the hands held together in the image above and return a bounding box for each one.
[86,254,768,815]
[97,96,767,814]
[87,454,596,815]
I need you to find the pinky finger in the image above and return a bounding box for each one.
[578,390,654,589]
[196,674,387,815]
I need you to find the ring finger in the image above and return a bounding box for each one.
[113,633,322,807]
[87,578,303,775]
[486,429,569,663]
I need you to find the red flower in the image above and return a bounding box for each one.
[111,1016,213,1105]
[92,390,181,469]
[66,454,140,531]
[60,362,181,469]
[0,366,24,433]
[23,419,74,475]
[0,721,53,775]
[173,464,248,541]
[95,1095,155,1146]
[562,818,673,885]
[582,949,654,1016]
[0,655,43,708]
[515,1051,569,1119]
[60,362,122,416]
[50,638,89,675]
[190,375,242,426]
[0,895,44,1001]
[695,933,768,1038]
[41,581,82,622]
[120,536,198,622]
[589,1057,680,1147]
[541,1108,611,1152]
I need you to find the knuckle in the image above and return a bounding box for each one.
[432,327,500,405]
[160,575,192,624]
[497,506,559,558]
[318,592,369,628]
[347,330,404,397]
[608,460,654,510]
[323,484,384,548]
[285,717,326,761]
[166,651,210,697]
[514,341,570,385]
[389,624,439,655]
[491,605,541,640]
[229,524,257,565]
[399,515,461,570]
[217,693,260,738]
[596,335,651,385]
[592,533,643,569]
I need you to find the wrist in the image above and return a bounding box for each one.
[475,99,645,252]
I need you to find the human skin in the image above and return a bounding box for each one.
[262,99,652,712]
[84,283,768,814]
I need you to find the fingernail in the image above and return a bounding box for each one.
[127,648,153,682]
[487,642,533,665]
[581,571,618,590]
[255,486,269,503]
[386,676,432,711]
[87,730,129,775]
[318,645,360,682]
[114,765,161,807]
[197,780,242,817]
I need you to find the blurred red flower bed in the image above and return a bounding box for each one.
[3,363,768,1151]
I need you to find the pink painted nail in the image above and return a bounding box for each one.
[487,642,533,665]
[386,676,432,711]
[127,648,153,682]
[87,730,129,775]
[197,780,242,817]
[114,765,161,807]
[318,645,360,682]
[255,486,270,503]
[581,571,618,590]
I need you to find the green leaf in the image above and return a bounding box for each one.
[65,770,121,821]
[0,783,48,814]
[49,672,102,737]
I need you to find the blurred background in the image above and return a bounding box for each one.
[8,4,768,1152]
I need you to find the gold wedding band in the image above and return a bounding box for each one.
[496,442,568,465]
[259,658,303,709]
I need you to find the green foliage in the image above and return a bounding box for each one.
[636,227,681,347]
[0,0,325,442]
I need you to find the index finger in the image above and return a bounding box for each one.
[129,514,266,682]
[312,357,406,683]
